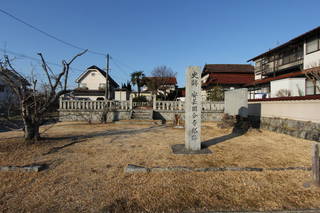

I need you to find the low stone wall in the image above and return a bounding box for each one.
[250,116,320,142]
[59,109,223,123]
[59,110,131,122]
[153,111,223,122]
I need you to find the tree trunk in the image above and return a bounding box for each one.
[23,119,40,144]
[138,85,141,97]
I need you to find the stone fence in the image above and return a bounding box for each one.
[248,98,320,141]
[59,99,225,122]
[154,101,224,112]
[59,99,224,112]
[152,101,224,122]
[59,100,131,111]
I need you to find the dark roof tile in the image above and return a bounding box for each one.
[203,64,254,74]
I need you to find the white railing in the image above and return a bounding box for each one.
[155,101,185,111]
[59,100,131,111]
[132,102,152,108]
[154,101,224,112]
[201,101,224,112]
[59,99,224,112]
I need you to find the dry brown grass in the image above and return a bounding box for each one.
[0,121,319,212]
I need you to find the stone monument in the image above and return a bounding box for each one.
[185,66,202,151]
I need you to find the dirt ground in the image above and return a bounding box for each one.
[0,121,319,212]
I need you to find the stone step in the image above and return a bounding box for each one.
[132,112,153,115]
[132,116,153,120]
[132,110,153,114]
[131,109,153,120]
[132,117,152,120]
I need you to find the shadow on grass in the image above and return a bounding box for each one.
[43,125,165,155]
[44,125,164,141]
[201,115,251,148]
[201,132,242,148]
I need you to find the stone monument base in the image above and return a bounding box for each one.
[171,144,212,154]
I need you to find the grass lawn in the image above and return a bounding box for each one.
[0,121,319,212]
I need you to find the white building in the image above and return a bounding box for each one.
[72,65,119,100]
[247,26,320,99]
[0,69,29,106]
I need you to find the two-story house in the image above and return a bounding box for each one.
[201,64,254,100]
[138,76,177,100]
[246,26,320,99]
[73,65,119,100]
[201,64,254,90]
[0,69,30,103]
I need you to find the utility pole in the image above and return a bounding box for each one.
[105,54,110,100]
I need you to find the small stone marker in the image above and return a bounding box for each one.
[185,66,202,151]
[312,143,320,186]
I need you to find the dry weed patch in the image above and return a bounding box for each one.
[0,121,318,212]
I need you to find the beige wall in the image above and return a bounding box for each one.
[249,99,320,123]
[270,78,305,97]
[79,69,106,90]
[115,91,129,101]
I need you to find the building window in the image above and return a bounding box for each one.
[306,79,320,95]
[99,83,106,89]
[80,83,87,88]
[91,72,96,77]
[0,85,5,92]
[306,35,319,54]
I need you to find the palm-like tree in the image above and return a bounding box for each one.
[130,71,145,96]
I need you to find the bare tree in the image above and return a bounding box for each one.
[150,65,177,100]
[276,89,291,97]
[0,50,87,144]
[305,66,320,94]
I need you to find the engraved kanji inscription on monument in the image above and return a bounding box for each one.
[185,66,201,150]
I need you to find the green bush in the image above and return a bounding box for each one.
[207,86,224,101]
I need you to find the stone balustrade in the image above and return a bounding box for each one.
[59,99,224,112]
[59,100,131,111]
[154,101,185,111]
[201,101,225,112]
[154,101,224,112]
[132,102,151,108]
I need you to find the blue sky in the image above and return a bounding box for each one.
[0,0,319,89]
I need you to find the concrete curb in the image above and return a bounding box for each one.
[0,164,48,172]
[124,164,311,173]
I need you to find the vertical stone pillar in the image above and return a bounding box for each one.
[153,94,157,110]
[185,66,202,151]
[313,143,320,186]
[129,95,133,110]
[59,97,63,110]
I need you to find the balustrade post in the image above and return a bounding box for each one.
[152,95,156,110]
[59,97,63,110]
[129,96,133,110]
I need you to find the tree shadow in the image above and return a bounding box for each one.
[201,114,250,148]
[43,125,164,142]
[43,125,165,155]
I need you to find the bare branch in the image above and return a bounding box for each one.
[38,53,53,90]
